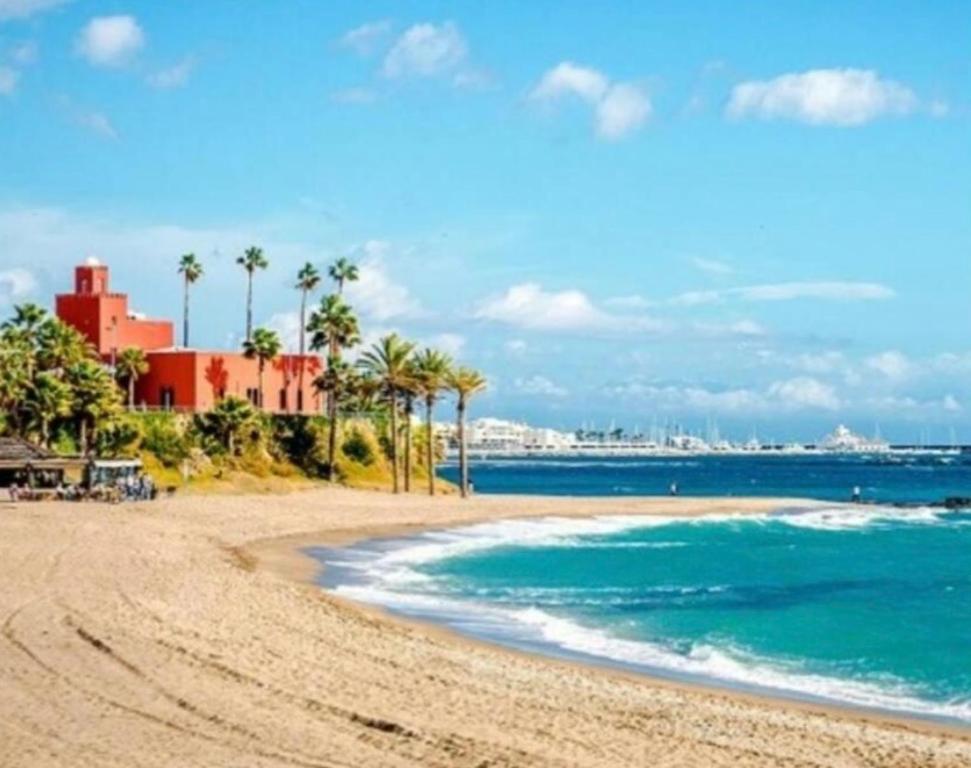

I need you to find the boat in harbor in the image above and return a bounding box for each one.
[818,424,890,454]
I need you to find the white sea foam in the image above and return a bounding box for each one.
[332,582,971,723]
[771,505,947,531]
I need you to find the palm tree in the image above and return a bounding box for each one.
[36,320,91,375]
[242,327,282,410]
[204,396,255,455]
[64,359,122,454]
[308,293,360,417]
[0,331,30,435]
[313,356,354,482]
[25,372,72,447]
[328,257,359,295]
[3,302,47,334]
[412,348,453,496]
[400,368,419,493]
[358,334,416,493]
[295,262,321,410]
[4,303,48,379]
[115,347,149,408]
[447,367,487,498]
[177,253,203,347]
[236,246,268,342]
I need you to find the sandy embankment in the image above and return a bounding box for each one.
[1,487,970,768]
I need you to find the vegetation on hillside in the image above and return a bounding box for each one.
[0,249,488,496]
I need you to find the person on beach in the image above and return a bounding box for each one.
[669,482,679,496]
[851,485,862,503]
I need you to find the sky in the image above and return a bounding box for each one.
[0,1,969,442]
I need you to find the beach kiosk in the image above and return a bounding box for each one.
[0,437,86,496]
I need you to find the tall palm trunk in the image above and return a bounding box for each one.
[298,288,307,412]
[257,360,264,409]
[425,397,436,496]
[327,386,338,482]
[403,395,413,493]
[457,397,468,498]
[245,272,253,342]
[389,390,399,493]
[183,276,190,347]
[128,376,135,408]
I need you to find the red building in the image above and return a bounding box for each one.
[56,261,322,414]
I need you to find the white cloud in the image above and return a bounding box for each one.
[382,21,468,79]
[767,377,841,410]
[694,319,767,337]
[0,267,37,305]
[603,381,763,413]
[738,282,895,301]
[76,15,144,67]
[0,0,67,21]
[865,393,962,416]
[514,375,568,397]
[147,55,195,89]
[476,282,661,333]
[330,87,377,105]
[340,19,393,56]
[606,375,840,413]
[530,61,650,140]
[670,281,894,305]
[727,69,917,126]
[422,332,465,356]
[343,242,423,321]
[264,311,301,352]
[530,61,608,103]
[0,65,17,95]
[865,350,911,380]
[690,256,733,276]
[596,82,651,139]
[791,351,847,375]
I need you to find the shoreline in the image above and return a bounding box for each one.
[3,487,971,767]
[247,498,971,740]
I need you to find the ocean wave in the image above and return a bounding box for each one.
[331,583,971,723]
[770,505,949,531]
[330,506,961,590]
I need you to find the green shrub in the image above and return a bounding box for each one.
[139,413,191,466]
[342,426,375,466]
[95,416,142,457]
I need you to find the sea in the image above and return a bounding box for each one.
[313,453,971,725]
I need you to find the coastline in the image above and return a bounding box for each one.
[251,498,971,736]
[2,487,970,767]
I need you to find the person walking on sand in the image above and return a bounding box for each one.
[670,482,679,496]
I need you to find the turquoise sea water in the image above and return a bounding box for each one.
[316,455,971,724]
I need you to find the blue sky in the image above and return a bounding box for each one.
[1,1,969,441]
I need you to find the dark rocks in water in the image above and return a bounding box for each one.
[942,497,971,509]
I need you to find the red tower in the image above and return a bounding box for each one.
[56,261,174,359]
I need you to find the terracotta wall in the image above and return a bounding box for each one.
[136,351,323,414]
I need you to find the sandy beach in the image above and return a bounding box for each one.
[2,487,970,768]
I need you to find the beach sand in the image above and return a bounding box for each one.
[2,487,969,768]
